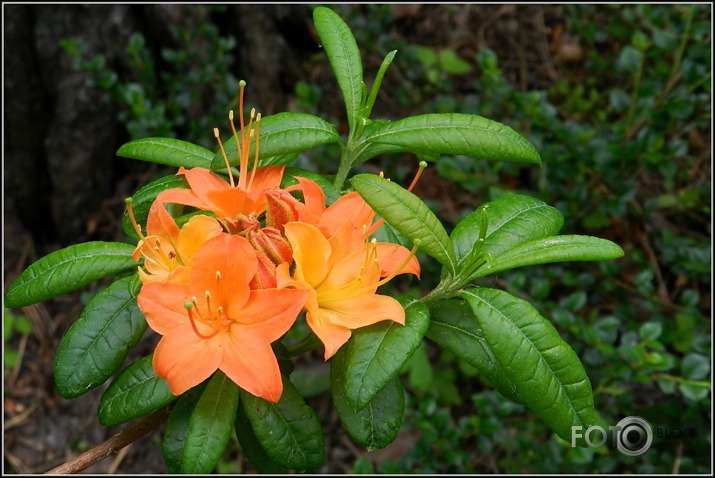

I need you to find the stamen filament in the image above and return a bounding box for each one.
[214,128,236,187]
[407,161,428,192]
[125,198,145,240]
[185,302,220,340]
[247,113,261,192]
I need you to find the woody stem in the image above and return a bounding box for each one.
[44,406,170,474]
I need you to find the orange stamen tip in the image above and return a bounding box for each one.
[239,79,247,88]
[184,301,194,310]
[229,110,234,120]
[124,197,133,205]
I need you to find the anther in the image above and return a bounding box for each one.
[407,161,428,192]
[247,113,262,191]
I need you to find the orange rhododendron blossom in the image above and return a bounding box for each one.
[277,221,420,359]
[137,234,308,401]
[126,199,225,284]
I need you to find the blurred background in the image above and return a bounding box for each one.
[3,4,711,474]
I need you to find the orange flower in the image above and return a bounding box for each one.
[157,83,287,234]
[137,234,308,401]
[277,221,420,359]
[126,198,224,284]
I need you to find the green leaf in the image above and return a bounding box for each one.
[331,347,404,449]
[210,112,340,172]
[313,7,364,131]
[98,355,176,427]
[116,137,214,168]
[476,235,625,278]
[241,377,325,471]
[351,174,457,274]
[344,299,429,411]
[162,383,207,474]
[282,167,342,205]
[361,114,541,165]
[426,299,523,404]
[5,242,138,309]
[182,372,239,474]
[235,395,289,474]
[122,175,187,240]
[681,353,710,381]
[451,194,564,262]
[461,288,597,444]
[54,275,146,399]
[362,50,397,120]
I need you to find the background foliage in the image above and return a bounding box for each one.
[4,3,711,474]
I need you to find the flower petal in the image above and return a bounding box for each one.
[175,215,225,267]
[305,308,352,360]
[283,222,330,286]
[230,289,307,337]
[190,235,257,311]
[220,327,284,402]
[321,293,406,330]
[179,167,231,204]
[245,165,285,195]
[157,188,208,212]
[153,325,224,395]
[376,243,421,278]
[319,191,375,237]
[137,282,191,335]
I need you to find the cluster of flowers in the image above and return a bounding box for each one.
[126,88,420,403]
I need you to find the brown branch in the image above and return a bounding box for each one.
[44,407,170,474]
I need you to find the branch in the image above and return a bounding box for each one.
[44,407,170,474]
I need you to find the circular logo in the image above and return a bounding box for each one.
[616,416,653,456]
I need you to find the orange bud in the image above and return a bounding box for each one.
[250,252,278,289]
[265,190,299,231]
[247,227,293,266]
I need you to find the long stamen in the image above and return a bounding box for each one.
[214,128,236,187]
[185,301,220,340]
[125,198,145,240]
[407,161,428,192]
[247,113,262,192]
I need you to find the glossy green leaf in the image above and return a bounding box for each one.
[362,50,397,120]
[235,397,288,474]
[241,377,325,471]
[461,288,597,444]
[116,137,214,168]
[162,383,207,474]
[476,235,625,278]
[122,175,187,239]
[54,275,146,399]
[98,355,176,427]
[5,242,138,309]
[362,114,541,165]
[351,174,457,274]
[332,347,404,449]
[344,299,429,411]
[210,112,340,172]
[313,7,364,131]
[451,194,564,263]
[426,299,523,404]
[182,372,239,474]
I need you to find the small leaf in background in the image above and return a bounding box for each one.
[639,321,663,342]
[5,242,138,309]
[351,174,457,274]
[54,275,147,399]
[182,372,239,474]
[681,353,710,381]
[116,137,215,168]
[98,355,176,427]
